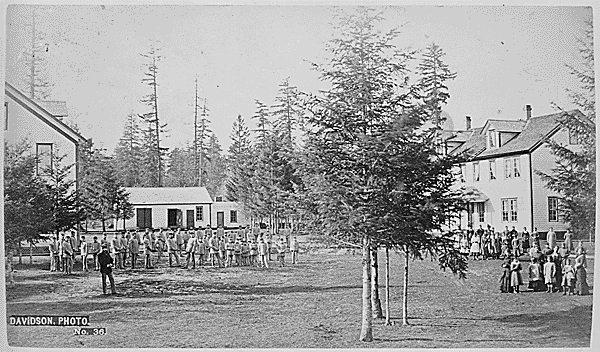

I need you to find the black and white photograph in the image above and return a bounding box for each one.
[2,3,596,350]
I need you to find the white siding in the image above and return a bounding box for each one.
[4,94,77,182]
[460,154,533,231]
[124,204,212,229]
[211,202,249,229]
[530,128,573,233]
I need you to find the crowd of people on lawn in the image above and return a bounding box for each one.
[456,224,590,296]
[47,226,301,295]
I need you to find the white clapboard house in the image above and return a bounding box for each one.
[123,187,248,230]
[441,106,585,235]
[4,81,86,187]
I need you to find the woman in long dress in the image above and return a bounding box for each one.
[563,230,573,252]
[470,233,481,260]
[546,227,556,249]
[500,258,512,293]
[574,247,590,296]
[510,257,523,293]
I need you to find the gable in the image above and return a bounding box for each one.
[5,82,84,144]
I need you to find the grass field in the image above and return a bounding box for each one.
[5,247,594,349]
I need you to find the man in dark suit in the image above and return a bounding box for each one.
[98,244,117,295]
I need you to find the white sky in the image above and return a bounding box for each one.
[4,4,592,152]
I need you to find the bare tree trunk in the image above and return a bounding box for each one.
[7,250,14,287]
[18,241,22,265]
[371,246,383,319]
[385,244,392,325]
[29,241,33,264]
[402,247,410,326]
[359,236,373,342]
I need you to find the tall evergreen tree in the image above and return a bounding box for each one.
[114,112,144,187]
[165,146,196,187]
[204,132,227,199]
[21,6,53,100]
[226,114,253,202]
[417,42,457,129]
[139,42,167,187]
[299,7,466,341]
[538,19,596,240]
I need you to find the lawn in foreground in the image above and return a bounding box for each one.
[6,250,593,348]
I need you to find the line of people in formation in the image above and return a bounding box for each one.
[47,227,301,274]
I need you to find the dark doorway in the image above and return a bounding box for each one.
[186,210,194,228]
[168,209,178,228]
[217,211,224,228]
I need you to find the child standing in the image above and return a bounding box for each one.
[250,239,258,266]
[510,257,523,293]
[543,256,556,293]
[527,258,544,292]
[562,258,575,295]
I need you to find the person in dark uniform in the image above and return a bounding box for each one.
[98,244,117,295]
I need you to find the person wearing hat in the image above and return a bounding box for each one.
[290,237,299,264]
[184,231,197,269]
[111,234,123,270]
[195,233,206,267]
[129,233,140,269]
[143,233,154,269]
[258,237,269,268]
[225,238,235,267]
[277,238,287,267]
[98,243,117,295]
[249,239,258,267]
[167,232,180,267]
[62,235,74,275]
[91,236,101,271]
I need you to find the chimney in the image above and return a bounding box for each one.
[526,105,532,120]
[466,116,472,130]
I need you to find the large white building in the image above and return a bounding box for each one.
[442,107,583,236]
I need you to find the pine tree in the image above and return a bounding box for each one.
[417,43,457,129]
[195,98,212,187]
[139,42,167,187]
[226,114,253,203]
[21,6,53,100]
[4,140,53,251]
[538,19,596,241]
[114,112,144,187]
[204,132,227,199]
[299,7,466,341]
[271,78,304,227]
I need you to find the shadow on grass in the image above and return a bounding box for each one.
[113,277,361,298]
[386,305,592,344]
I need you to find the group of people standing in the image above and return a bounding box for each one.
[49,226,302,273]
[458,225,572,261]
[455,224,590,296]
[500,241,589,296]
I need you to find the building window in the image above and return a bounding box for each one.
[36,143,53,175]
[196,206,203,221]
[488,130,496,148]
[473,162,480,182]
[548,197,559,222]
[136,208,152,228]
[513,157,521,177]
[215,196,223,202]
[489,159,496,180]
[230,210,238,223]
[460,164,466,183]
[504,157,520,178]
[477,202,485,223]
[502,198,518,222]
[4,101,8,131]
